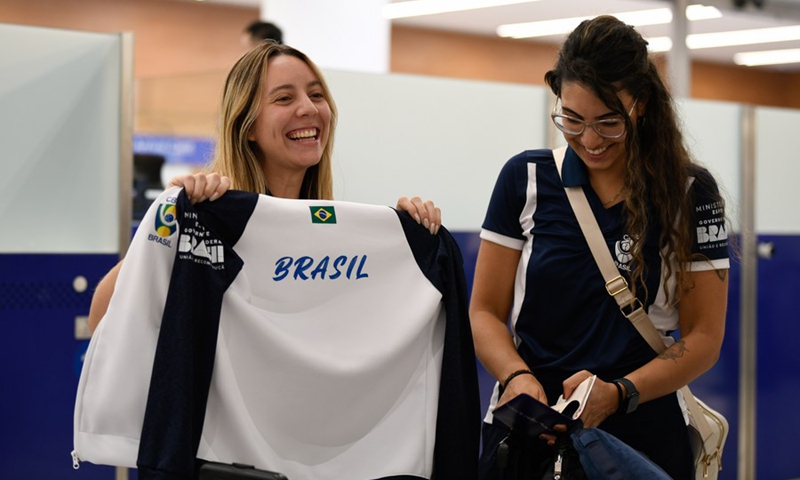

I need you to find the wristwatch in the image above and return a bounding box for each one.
[613,378,639,414]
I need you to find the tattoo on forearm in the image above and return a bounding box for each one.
[658,340,688,362]
[716,270,727,281]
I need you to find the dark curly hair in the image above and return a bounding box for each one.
[544,15,723,303]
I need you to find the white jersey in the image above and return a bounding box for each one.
[73,187,479,480]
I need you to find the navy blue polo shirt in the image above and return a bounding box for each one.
[480,147,729,407]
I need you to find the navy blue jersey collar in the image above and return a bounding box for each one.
[560,146,589,187]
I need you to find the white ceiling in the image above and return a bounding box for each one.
[211,0,800,72]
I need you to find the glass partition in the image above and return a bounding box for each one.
[0,24,124,253]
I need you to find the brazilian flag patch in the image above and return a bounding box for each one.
[310,206,337,224]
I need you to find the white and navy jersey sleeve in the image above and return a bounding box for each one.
[137,189,258,480]
[73,187,188,468]
[479,151,541,250]
[395,209,481,480]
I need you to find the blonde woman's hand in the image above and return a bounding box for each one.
[168,172,231,204]
[396,196,441,235]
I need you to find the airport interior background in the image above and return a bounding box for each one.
[2,0,800,479]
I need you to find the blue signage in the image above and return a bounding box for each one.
[134,134,215,165]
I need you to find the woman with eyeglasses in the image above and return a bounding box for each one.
[471,15,729,479]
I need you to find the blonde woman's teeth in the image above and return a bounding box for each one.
[288,129,317,140]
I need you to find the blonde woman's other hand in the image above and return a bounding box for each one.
[396,196,441,235]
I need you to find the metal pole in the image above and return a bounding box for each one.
[115,31,135,480]
[668,0,691,99]
[737,105,757,480]
[118,31,134,259]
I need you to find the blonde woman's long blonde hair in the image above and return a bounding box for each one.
[208,41,337,199]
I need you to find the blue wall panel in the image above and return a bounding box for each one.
[0,254,119,480]
[755,234,800,480]
[691,257,741,480]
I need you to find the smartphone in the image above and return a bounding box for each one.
[199,462,289,480]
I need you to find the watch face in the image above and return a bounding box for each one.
[616,378,639,414]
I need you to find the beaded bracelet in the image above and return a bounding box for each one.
[502,368,535,390]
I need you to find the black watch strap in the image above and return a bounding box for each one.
[613,377,639,414]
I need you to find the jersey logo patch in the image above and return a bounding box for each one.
[697,223,728,245]
[155,203,177,237]
[178,233,225,268]
[310,206,336,224]
[615,234,633,270]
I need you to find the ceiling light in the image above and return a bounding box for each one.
[633,28,800,55]
[497,16,594,38]
[498,9,670,38]
[688,25,800,49]
[734,48,800,66]
[646,37,673,53]
[383,0,543,19]
[497,4,720,39]
[686,5,723,21]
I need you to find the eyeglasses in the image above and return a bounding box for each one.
[551,99,638,139]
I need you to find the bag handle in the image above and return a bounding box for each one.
[551,146,716,450]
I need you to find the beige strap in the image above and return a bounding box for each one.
[552,146,716,449]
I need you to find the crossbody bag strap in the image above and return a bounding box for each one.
[551,146,663,350]
[551,146,715,446]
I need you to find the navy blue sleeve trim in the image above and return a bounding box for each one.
[395,210,481,480]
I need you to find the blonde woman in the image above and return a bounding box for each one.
[89,41,440,331]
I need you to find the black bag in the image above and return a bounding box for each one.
[481,424,587,480]
[199,462,288,480]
